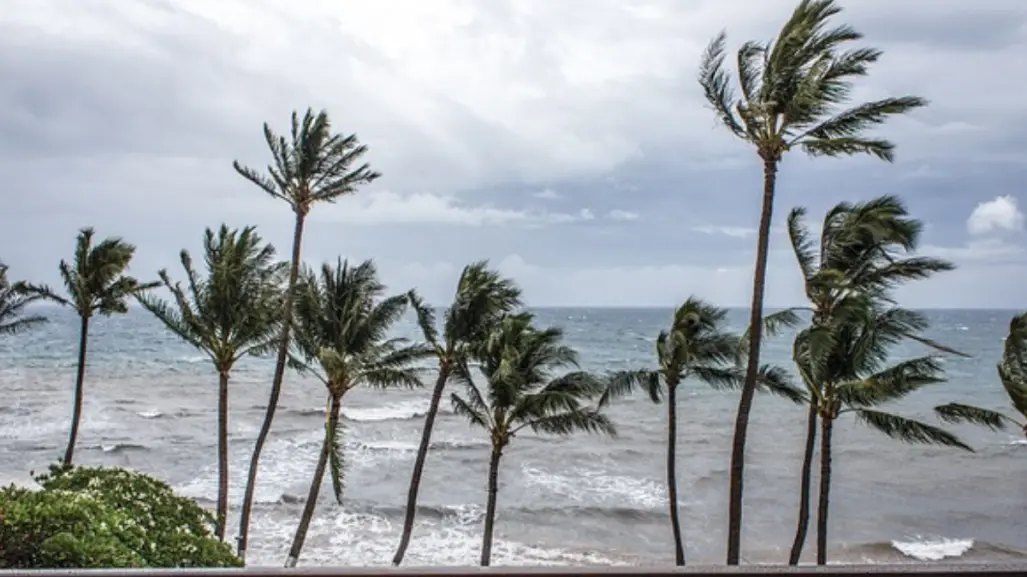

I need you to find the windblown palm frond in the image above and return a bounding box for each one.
[0,261,47,336]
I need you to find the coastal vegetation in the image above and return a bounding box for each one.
[0,0,1021,570]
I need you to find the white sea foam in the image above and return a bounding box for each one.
[892,536,975,561]
[137,410,163,419]
[341,400,438,422]
[521,465,666,509]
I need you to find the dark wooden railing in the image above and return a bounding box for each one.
[3,566,1027,577]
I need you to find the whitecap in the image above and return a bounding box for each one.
[892,536,974,561]
[137,410,163,419]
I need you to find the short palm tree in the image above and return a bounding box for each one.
[601,298,802,566]
[232,108,380,561]
[698,0,927,561]
[794,298,973,565]
[22,227,155,465]
[451,312,615,566]
[283,259,431,567]
[392,262,521,566]
[783,196,959,564]
[0,261,47,336]
[136,225,287,541]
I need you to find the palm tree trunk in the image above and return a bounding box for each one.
[788,400,818,565]
[393,361,451,566]
[816,415,834,566]
[215,369,230,541]
[238,210,306,563]
[666,383,686,566]
[63,315,90,466]
[284,395,340,568]
[480,444,503,567]
[726,157,778,565]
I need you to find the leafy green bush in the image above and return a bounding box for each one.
[0,464,242,569]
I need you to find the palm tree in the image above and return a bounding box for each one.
[22,228,155,466]
[697,1,927,561]
[450,312,616,566]
[782,196,959,564]
[0,260,47,336]
[600,298,802,566]
[232,108,380,562]
[283,259,431,568]
[794,298,974,565]
[136,225,286,541]
[392,262,521,566]
[934,312,1026,437]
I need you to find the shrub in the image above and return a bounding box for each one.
[0,464,241,569]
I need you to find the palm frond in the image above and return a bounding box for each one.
[521,408,617,438]
[698,31,747,139]
[407,289,440,350]
[598,369,663,408]
[451,392,490,430]
[756,364,806,404]
[855,409,972,452]
[933,403,1011,432]
[835,356,945,407]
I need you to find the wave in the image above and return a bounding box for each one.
[85,442,149,454]
[136,410,164,419]
[836,538,1027,564]
[358,439,489,453]
[282,401,451,423]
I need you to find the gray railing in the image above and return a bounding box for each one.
[3,566,1027,577]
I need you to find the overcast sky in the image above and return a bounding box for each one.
[1,0,1025,308]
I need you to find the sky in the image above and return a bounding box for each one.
[1,0,1026,308]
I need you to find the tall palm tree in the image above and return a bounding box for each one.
[598,298,801,566]
[450,312,616,566]
[782,196,959,564]
[136,225,287,541]
[697,1,927,561]
[0,260,47,336]
[283,259,431,568]
[392,262,521,566]
[934,312,1026,436]
[22,228,155,466]
[232,108,380,562]
[794,299,974,565]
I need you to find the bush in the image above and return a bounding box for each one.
[0,464,242,569]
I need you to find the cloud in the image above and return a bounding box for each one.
[2,0,1027,308]
[966,195,1025,235]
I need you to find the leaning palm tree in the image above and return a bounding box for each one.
[934,312,1027,437]
[392,262,521,566]
[601,298,803,565]
[697,0,928,560]
[136,225,287,541]
[283,259,431,568]
[0,260,47,336]
[783,196,960,564]
[451,312,616,566]
[232,108,381,561]
[22,228,154,465]
[795,298,973,565]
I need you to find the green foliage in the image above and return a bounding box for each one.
[0,464,241,569]
[0,260,47,336]
[21,228,156,317]
[698,0,927,162]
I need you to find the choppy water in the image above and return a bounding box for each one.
[1,306,1025,566]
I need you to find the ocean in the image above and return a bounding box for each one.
[1,306,1025,567]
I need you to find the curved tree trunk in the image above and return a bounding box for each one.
[238,210,306,562]
[215,369,230,541]
[666,383,686,566]
[284,395,340,568]
[816,415,834,566]
[788,400,819,565]
[393,362,451,566]
[63,315,90,466]
[726,158,778,565]
[480,444,503,567]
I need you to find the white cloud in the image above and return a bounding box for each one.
[693,225,757,239]
[533,188,562,200]
[606,209,640,221]
[967,195,1025,235]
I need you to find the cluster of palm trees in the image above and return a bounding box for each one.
[2,0,1025,568]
